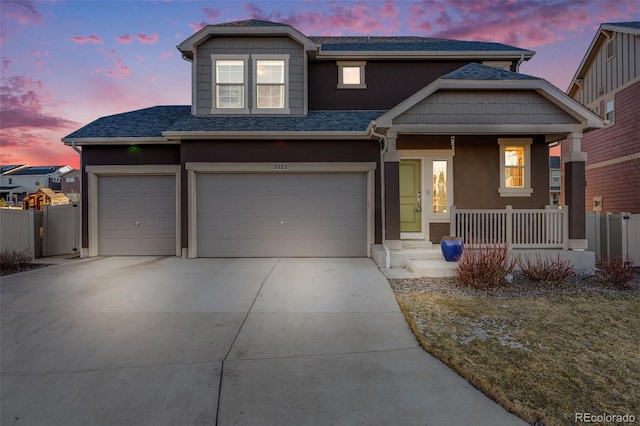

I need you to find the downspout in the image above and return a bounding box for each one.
[369,122,391,269]
[515,53,525,72]
[70,140,83,257]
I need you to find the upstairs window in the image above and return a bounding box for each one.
[606,37,615,61]
[212,55,248,113]
[605,99,615,123]
[252,55,289,113]
[337,61,367,89]
[498,138,533,197]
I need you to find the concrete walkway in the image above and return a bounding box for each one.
[1,257,526,425]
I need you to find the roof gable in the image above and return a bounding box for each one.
[375,63,602,130]
[568,21,640,96]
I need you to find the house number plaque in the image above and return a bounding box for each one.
[274,163,288,170]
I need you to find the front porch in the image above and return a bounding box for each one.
[372,206,596,277]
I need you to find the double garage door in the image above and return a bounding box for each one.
[97,173,368,257]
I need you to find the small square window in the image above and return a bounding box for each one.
[337,61,366,89]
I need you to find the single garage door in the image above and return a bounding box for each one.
[98,175,176,255]
[197,173,367,257]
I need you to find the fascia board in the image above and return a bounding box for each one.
[162,131,370,140]
[178,26,318,53]
[390,123,585,134]
[533,80,604,128]
[62,137,175,146]
[316,50,534,60]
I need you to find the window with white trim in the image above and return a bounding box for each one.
[337,61,366,89]
[498,138,533,197]
[606,37,615,61]
[253,55,289,113]
[605,99,614,123]
[212,55,248,113]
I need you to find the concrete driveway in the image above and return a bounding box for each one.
[1,257,526,425]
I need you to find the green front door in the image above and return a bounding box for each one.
[400,159,421,232]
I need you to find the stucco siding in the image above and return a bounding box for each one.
[398,135,549,209]
[576,30,640,106]
[394,90,578,125]
[194,36,305,115]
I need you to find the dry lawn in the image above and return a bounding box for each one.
[394,287,640,425]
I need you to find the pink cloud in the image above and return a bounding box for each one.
[243,0,401,35]
[203,6,220,20]
[71,34,103,44]
[2,0,43,25]
[0,75,77,131]
[158,50,174,59]
[188,21,208,32]
[116,34,132,45]
[405,0,635,49]
[136,33,159,44]
[106,57,131,79]
[2,59,11,69]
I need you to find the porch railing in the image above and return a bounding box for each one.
[449,205,569,250]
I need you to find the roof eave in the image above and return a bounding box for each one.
[162,131,371,140]
[316,50,534,60]
[62,137,175,146]
[178,25,319,55]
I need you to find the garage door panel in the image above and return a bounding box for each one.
[98,175,176,256]
[197,173,367,257]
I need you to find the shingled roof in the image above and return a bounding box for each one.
[441,62,540,80]
[311,36,532,53]
[63,107,385,141]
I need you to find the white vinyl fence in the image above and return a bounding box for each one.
[0,203,80,259]
[586,212,640,266]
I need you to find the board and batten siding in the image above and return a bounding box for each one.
[575,30,640,106]
[194,36,305,115]
[393,90,578,125]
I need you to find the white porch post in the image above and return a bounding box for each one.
[564,131,588,250]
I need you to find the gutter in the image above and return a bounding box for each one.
[369,122,391,270]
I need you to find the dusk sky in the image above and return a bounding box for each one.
[1,0,639,169]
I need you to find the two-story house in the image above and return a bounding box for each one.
[63,19,602,262]
[565,22,640,214]
[0,165,73,205]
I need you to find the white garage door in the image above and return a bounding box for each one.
[98,175,176,255]
[197,173,367,257]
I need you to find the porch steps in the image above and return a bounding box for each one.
[405,258,457,277]
[372,244,459,278]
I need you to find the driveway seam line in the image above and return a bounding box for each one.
[215,257,282,426]
[0,313,69,354]
[226,346,422,362]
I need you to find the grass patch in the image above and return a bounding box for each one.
[395,288,640,425]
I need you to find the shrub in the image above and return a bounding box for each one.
[0,249,33,275]
[595,256,636,288]
[454,243,516,289]
[517,253,575,286]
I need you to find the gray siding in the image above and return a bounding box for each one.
[577,30,640,106]
[394,90,578,125]
[194,36,305,115]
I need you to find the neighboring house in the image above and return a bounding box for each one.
[565,21,640,213]
[549,155,561,206]
[63,19,602,259]
[0,165,74,203]
[22,188,70,211]
[61,169,81,202]
[0,165,27,205]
